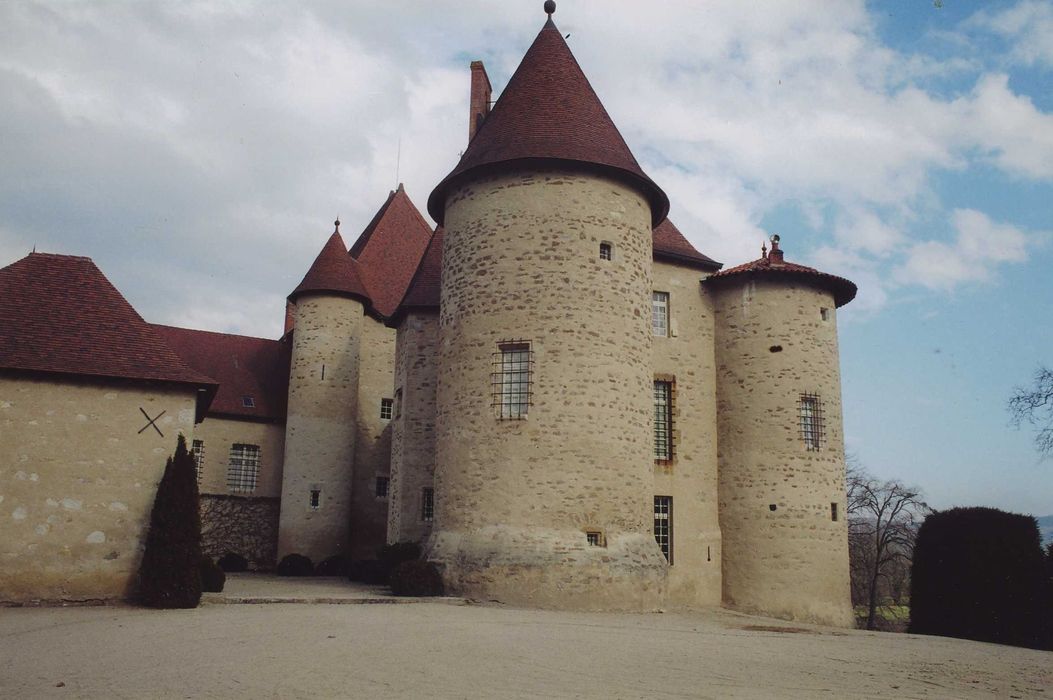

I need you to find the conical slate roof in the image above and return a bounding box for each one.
[288,230,371,305]
[388,226,444,325]
[653,219,721,270]
[428,15,669,226]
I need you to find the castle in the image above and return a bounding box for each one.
[0,4,856,625]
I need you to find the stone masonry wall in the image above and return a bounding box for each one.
[200,494,280,570]
[430,168,668,610]
[0,375,197,602]
[712,277,853,627]
[278,294,361,563]
[652,261,722,608]
[348,315,394,560]
[388,312,439,546]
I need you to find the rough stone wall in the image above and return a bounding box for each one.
[652,261,722,607]
[712,278,853,627]
[278,294,361,563]
[388,312,439,545]
[199,494,280,569]
[347,315,394,560]
[430,168,668,610]
[0,376,197,602]
[195,416,285,499]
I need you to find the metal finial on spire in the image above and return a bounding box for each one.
[544,1,556,16]
[334,217,340,234]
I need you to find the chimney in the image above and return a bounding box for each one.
[768,235,784,264]
[469,60,492,143]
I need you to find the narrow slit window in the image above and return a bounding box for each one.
[831,502,838,522]
[310,489,321,510]
[492,341,533,419]
[421,487,434,522]
[394,388,403,419]
[798,393,825,451]
[654,496,672,564]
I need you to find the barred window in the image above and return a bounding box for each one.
[421,487,434,522]
[652,292,669,337]
[191,439,205,483]
[654,496,673,563]
[654,380,673,461]
[492,341,533,419]
[227,443,260,493]
[380,398,393,420]
[599,242,613,260]
[375,476,389,499]
[799,393,825,451]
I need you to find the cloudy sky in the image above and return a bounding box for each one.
[2,1,1051,515]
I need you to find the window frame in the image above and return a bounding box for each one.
[492,341,533,420]
[421,487,435,522]
[380,397,393,421]
[226,443,261,494]
[599,242,613,261]
[191,439,205,483]
[798,393,826,451]
[653,378,674,463]
[375,476,390,499]
[654,495,673,564]
[652,291,669,337]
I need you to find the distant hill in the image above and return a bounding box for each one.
[1038,515,1053,547]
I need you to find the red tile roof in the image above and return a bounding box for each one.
[704,241,857,307]
[388,227,444,325]
[0,252,217,403]
[653,219,721,270]
[428,16,669,227]
[289,230,372,306]
[154,325,289,421]
[349,185,434,318]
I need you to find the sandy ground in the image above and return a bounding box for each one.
[1,595,1050,699]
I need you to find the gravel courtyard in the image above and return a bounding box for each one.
[1,598,1050,699]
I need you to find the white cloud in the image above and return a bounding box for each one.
[895,209,1035,291]
[969,0,1053,68]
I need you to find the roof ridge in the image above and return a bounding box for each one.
[150,323,279,343]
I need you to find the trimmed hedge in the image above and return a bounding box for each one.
[200,556,226,593]
[276,553,314,577]
[909,507,1052,650]
[378,542,421,578]
[217,552,249,573]
[137,435,202,608]
[389,560,444,597]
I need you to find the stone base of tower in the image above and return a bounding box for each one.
[427,526,668,611]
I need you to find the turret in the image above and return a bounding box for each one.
[277,223,371,562]
[424,3,671,610]
[704,235,857,626]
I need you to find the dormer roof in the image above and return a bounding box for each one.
[428,15,669,227]
[653,219,721,271]
[703,239,857,307]
[288,229,372,306]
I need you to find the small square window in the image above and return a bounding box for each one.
[375,476,389,499]
[586,531,603,547]
[242,396,255,408]
[652,292,669,337]
[421,487,434,522]
[380,398,393,420]
[599,242,612,261]
[820,307,831,322]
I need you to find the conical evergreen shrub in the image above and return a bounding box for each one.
[137,434,202,608]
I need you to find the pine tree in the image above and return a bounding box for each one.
[137,434,202,608]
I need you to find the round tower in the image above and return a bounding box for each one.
[277,223,369,562]
[705,236,856,626]
[423,6,672,610]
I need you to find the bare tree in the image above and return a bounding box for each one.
[846,461,929,631]
[1009,366,1053,457]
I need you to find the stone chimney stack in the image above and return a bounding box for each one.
[469,60,492,142]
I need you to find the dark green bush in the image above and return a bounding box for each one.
[910,507,1051,650]
[136,435,202,608]
[217,552,249,573]
[315,555,349,577]
[276,553,314,577]
[199,556,226,593]
[389,560,444,597]
[348,560,386,585]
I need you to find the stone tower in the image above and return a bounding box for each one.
[705,237,857,626]
[422,7,672,610]
[277,226,369,562]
